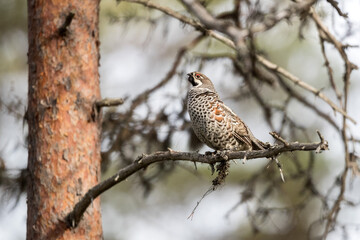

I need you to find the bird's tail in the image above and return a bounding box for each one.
[252,138,269,150]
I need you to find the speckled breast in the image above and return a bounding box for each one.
[187,89,244,150]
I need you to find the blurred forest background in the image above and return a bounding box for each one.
[1,0,360,239]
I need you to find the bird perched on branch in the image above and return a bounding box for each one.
[186,71,267,152]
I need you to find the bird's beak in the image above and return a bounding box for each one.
[187,73,196,86]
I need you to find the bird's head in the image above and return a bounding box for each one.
[187,72,216,91]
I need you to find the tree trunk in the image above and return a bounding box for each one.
[27,0,102,239]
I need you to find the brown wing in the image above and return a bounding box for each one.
[221,103,266,150]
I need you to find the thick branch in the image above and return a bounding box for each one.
[66,136,328,228]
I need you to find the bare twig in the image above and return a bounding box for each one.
[270,132,290,146]
[180,0,246,43]
[188,160,230,219]
[95,98,124,108]
[309,8,357,73]
[318,33,342,101]
[256,55,356,124]
[326,0,348,18]
[121,0,236,48]
[274,157,285,182]
[276,76,340,132]
[187,187,213,220]
[127,36,201,114]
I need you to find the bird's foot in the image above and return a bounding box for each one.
[216,150,229,161]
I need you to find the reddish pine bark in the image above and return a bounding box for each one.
[27,0,102,239]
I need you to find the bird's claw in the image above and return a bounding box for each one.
[216,150,229,161]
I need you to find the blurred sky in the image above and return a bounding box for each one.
[0,0,360,239]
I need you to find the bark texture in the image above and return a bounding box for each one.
[27,0,102,239]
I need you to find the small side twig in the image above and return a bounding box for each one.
[188,160,230,219]
[58,12,75,37]
[326,0,348,18]
[270,131,289,146]
[187,187,213,220]
[95,98,124,108]
[316,130,329,153]
[273,157,285,182]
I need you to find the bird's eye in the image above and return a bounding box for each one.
[195,74,201,78]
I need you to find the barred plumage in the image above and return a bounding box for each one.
[187,72,265,151]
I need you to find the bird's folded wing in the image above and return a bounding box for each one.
[220,104,253,148]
